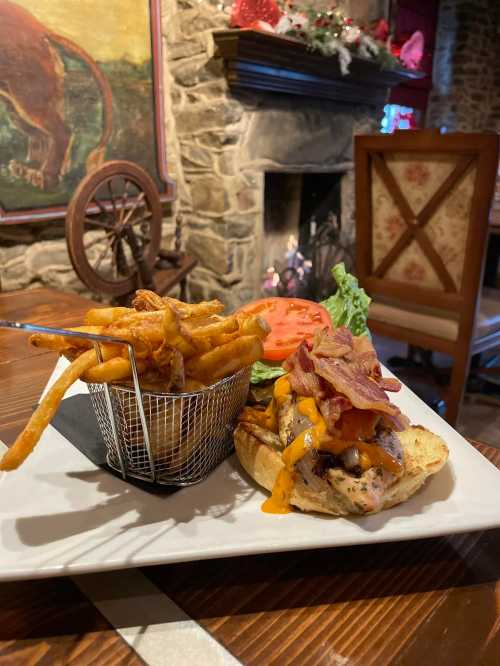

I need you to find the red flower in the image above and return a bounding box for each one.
[385,214,405,240]
[404,163,430,187]
[403,260,426,282]
[230,0,282,29]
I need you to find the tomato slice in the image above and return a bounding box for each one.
[238,297,332,361]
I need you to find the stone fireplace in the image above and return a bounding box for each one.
[163,2,382,311]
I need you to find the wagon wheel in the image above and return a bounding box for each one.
[66,161,163,297]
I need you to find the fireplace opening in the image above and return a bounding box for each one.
[262,171,351,301]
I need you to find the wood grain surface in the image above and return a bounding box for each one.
[0,288,95,363]
[0,578,144,665]
[0,289,96,444]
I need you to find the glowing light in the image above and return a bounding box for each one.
[381,104,417,134]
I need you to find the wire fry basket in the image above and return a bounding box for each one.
[88,368,250,485]
[0,320,251,486]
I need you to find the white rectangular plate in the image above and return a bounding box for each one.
[1,359,499,581]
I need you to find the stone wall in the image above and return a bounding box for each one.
[0,222,89,296]
[426,0,500,133]
[426,0,500,225]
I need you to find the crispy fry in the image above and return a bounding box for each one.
[183,315,238,354]
[82,357,147,384]
[132,289,224,319]
[162,296,224,319]
[183,315,223,330]
[84,307,131,326]
[61,343,121,363]
[152,342,185,391]
[211,331,239,346]
[183,378,208,392]
[0,349,99,471]
[188,315,238,339]
[162,306,197,357]
[132,289,166,311]
[237,314,271,340]
[105,312,164,344]
[30,326,104,351]
[185,335,263,384]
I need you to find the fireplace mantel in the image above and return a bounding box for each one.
[213,29,424,107]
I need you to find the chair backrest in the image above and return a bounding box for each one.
[355,130,499,336]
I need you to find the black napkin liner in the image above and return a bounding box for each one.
[51,394,178,495]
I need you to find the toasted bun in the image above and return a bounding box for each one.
[234,424,449,516]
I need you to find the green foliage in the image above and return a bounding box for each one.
[250,360,286,384]
[320,263,371,337]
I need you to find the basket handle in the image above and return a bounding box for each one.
[0,320,156,481]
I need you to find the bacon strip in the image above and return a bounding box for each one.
[283,343,321,397]
[351,334,381,379]
[312,356,400,417]
[284,328,407,432]
[378,377,402,392]
[318,395,352,431]
[313,327,353,358]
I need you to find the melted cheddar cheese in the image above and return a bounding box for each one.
[320,437,403,475]
[273,375,292,407]
[240,375,402,514]
[264,384,329,514]
[261,469,296,514]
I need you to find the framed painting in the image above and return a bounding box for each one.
[0,0,174,224]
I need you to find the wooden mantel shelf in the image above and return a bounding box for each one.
[213,29,425,107]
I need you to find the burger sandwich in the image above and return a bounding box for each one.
[234,325,449,516]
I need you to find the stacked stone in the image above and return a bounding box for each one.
[162,0,264,310]
[0,223,91,295]
[427,0,500,134]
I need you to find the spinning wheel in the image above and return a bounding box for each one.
[66,161,163,297]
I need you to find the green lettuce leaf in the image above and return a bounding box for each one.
[250,359,286,384]
[320,262,371,337]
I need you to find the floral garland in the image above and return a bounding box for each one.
[230,1,400,75]
[276,3,399,74]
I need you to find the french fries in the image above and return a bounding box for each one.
[30,326,105,351]
[85,307,131,326]
[185,335,263,384]
[0,290,269,471]
[82,357,147,384]
[0,348,100,471]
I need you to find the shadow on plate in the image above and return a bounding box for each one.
[10,454,255,548]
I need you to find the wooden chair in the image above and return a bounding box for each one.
[355,130,500,425]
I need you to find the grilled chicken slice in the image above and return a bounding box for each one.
[237,422,283,451]
[374,426,403,467]
[296,449,397,515]
[278,394,313,448]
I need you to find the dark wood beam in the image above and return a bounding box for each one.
[213,29,424,107]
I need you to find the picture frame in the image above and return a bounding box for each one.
[0,0,174,225]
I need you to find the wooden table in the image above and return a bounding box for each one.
[1,288,499,665]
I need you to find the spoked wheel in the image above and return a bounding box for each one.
[66,161,163,297]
